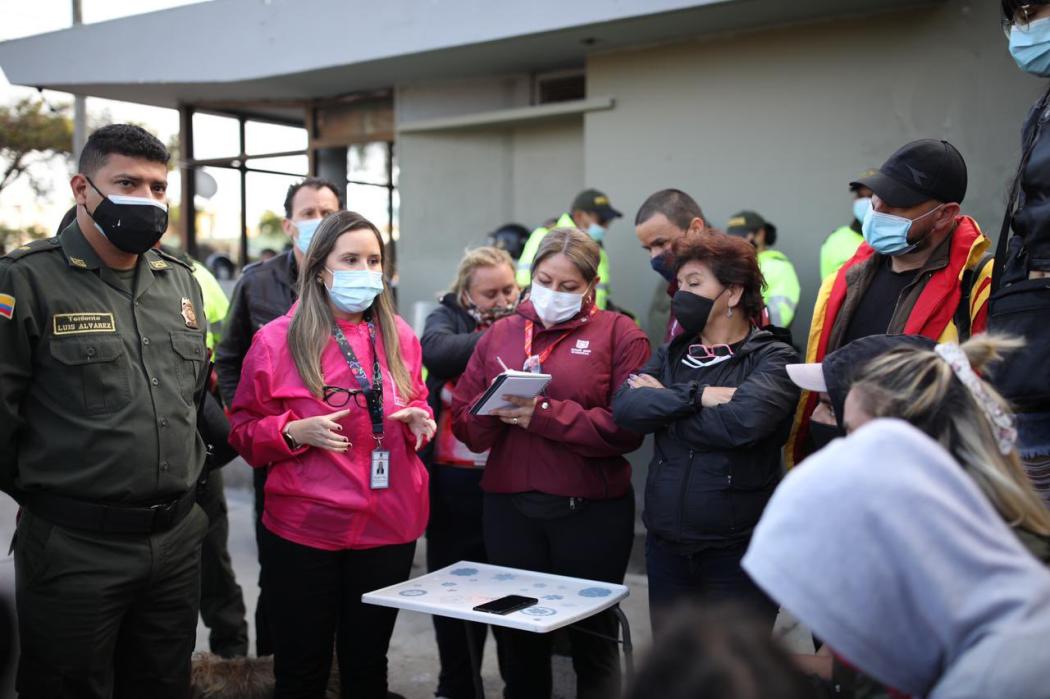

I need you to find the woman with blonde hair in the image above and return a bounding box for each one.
[229,210,435,698]
[421,245,519,699]
[452,228,651,699]
[843,334,1050,554]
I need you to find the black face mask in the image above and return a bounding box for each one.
[808,421,844,452]
[671,288,724,336]
[84,177,169,254]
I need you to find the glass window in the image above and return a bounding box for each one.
[245,120,308,156]
[245,154,309,177]
[191,113,241,161]
[246,171,307,263]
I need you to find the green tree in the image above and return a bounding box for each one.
[258,210,283,238]
[0,98,73,198]
[0,221,49,255]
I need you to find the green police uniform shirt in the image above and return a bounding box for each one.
[0,222,209,503]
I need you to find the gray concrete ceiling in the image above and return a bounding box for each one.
[0,0,940,121]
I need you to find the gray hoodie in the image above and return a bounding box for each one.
[742,419,1050,698]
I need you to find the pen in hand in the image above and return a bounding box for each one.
[497,356,510,372]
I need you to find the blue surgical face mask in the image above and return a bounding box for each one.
[325,268,384,313]
[861,203,943,257]
[1011,17,1050,76]
[852,197,872,224]
[587,222,606,243]
[294,218,322,254]
[651,251,676,282]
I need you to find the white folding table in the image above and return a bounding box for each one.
[363,561,634,698]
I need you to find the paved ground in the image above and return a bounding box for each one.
[0,458,812,699]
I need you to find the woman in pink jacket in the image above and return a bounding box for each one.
[229,210,435,699]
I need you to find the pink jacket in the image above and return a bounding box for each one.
[229,309,431,551]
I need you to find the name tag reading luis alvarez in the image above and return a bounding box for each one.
[53,312,116,335]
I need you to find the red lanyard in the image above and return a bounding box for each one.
[523,305,598,366]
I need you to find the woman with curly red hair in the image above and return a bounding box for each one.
[613,232,800,634]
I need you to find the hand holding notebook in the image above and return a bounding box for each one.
[469,359,552,416]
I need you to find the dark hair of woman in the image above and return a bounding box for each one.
[672,232,766,321]
[625,602,815,699]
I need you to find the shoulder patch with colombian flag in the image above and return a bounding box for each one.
[0,293,14,320]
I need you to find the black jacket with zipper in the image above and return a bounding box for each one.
[612,327,799,550]
[419,293,481,465]
[214,251,298,406]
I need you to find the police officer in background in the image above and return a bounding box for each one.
[516,188,622,309]
[726,210,801,328]
[820,171,876,282]
[214,175,342,656]
[0,124,209,697]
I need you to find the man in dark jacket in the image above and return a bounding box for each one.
[213,176,341,656]
[634,189,712,343]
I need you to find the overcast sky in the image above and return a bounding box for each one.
[0,0,395,256]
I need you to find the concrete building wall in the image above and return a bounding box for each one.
[396,77,583,325]
[586,0,1040,337]
[394,0,1034,503]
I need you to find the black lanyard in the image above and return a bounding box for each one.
[331,318,385,442]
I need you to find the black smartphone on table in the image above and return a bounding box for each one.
[473,595,539,615]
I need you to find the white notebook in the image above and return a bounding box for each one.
[469,370,552,416]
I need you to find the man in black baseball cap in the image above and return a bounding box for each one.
[516,187,622,309]
[785,138,993,467]
[850,139,967,210]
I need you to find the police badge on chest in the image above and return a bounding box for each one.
[181,297,199,329]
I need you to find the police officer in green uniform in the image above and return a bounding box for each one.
[516,188,622,309]
[0,124,209,698]
[726,210,802,328]
[820,171,876,282]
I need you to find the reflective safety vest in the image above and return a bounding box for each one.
[758,249,800,328]
[516,212,610,310]
[189,258,230,351]
[820,224,864,282]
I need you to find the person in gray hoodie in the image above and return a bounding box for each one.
[743,419,1050,699]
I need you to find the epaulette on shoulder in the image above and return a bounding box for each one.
[149,247,194,272]
[2,237,61,262]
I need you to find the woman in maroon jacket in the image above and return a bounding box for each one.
[452,228,651,699]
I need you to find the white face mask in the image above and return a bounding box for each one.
[529,282,583,325]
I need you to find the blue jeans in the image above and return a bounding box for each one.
[645,533,777,636]
[1018,411,1050,509]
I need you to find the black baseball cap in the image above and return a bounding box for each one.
[726,210,776,239]
[571,189,622,221]
[786,334,937,430]
[848,169,878,193]
[850,139,967,208]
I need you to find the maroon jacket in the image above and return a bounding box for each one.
[452,300,651,500]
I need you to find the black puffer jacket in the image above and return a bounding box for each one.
[1010,90,1050,275]
[420,293,481,464]
[214,251,298,405]
[612,328,799,549]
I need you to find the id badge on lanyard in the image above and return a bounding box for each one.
[332,320,391,490]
